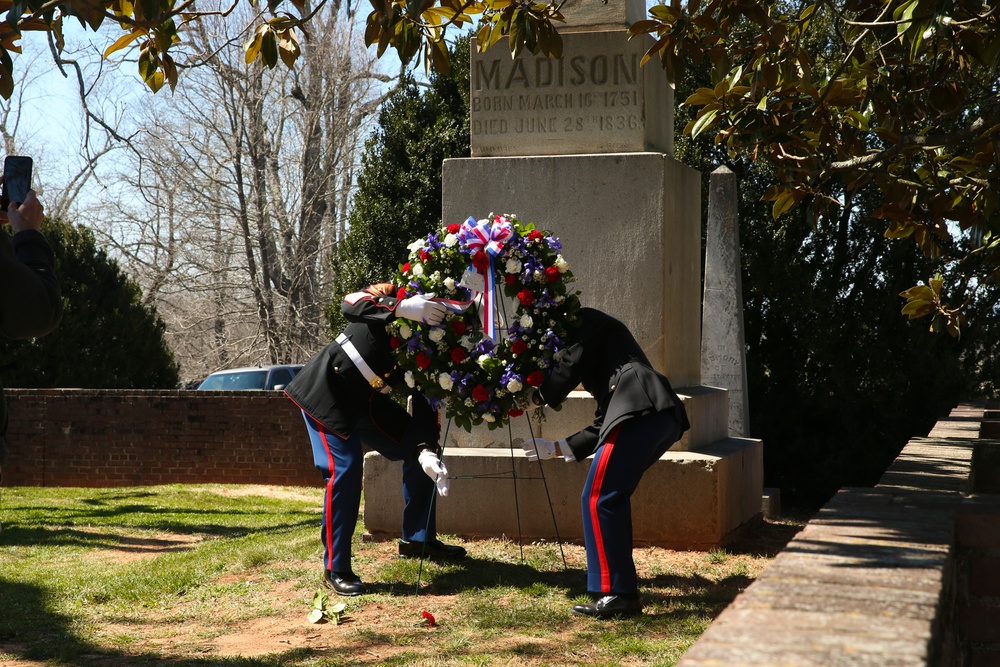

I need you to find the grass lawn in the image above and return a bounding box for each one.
[0,484,806,666]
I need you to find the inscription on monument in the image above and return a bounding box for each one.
[470,31,670,157]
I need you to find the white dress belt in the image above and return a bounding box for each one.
[335,333,391,393]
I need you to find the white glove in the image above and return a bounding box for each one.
[418,448,450,497]
[522,437,571,462]
[397,293,447,325]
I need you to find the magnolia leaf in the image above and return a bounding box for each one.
[771,190,796,219]
[929,274,944,295]
[901,299,933,317]
[145,69,164,92]
[104,29,143,58]
[244,32,262,64]
[162,52,177,91]
[899,285,935,300]
[689,106,719,139]
[278,29,300,69]
[260,28,278,68]
[307,609,325,623]
[329,602,346,614]
[0,63,13,100]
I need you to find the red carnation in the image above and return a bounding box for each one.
[528,230,544,242]
[508,408,524,418]
[451,320,467,336]
[415,352,432,370]
[504,273,517,286]
[472,384,490,403]
[451,347,467,364]
[390,337,402,350]
[545,266,560,283]
[471,252,489,271]
[396,288,408,300]
[517,289,534,306]
[420,249,430,262]
[511,339,528,355]
[402,262,411,274]
[447,223,460,234]
[526,370,545,387]
[421,610,437,627]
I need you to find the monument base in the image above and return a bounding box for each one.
[364,388,763,549]
[363,438,762,550]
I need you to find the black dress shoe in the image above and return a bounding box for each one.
[571,595,642,618]
[323,570,367,596]
[398,538,467,560]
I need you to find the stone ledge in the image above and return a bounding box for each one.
[676,404,1000,667]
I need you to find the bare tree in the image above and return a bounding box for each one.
[92,0,390,382]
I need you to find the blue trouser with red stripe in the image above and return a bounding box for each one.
[302,411,437,574]
[582,409,683,596]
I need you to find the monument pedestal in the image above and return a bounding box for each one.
[364,388,765,548]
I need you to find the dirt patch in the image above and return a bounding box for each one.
[75,527,205,564]
[189,485,322,504]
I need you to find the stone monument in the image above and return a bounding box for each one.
[364,0,764,549]
[701,166,750,437]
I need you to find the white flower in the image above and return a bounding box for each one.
[555,254,569,272]
[407,239,425,253]
[412,263,424,277]
[439,373,454,391]
[519,314,533,329]
[444,277,456,291]
[464,398,475,407]
[505,258,522,273]
[405,371,415,388]
[429,328,445,343]
[444,233,458,247]
[506,379,523,393]
[477,354,491,368]
[460,335,476,350]
[399,323,412,339]
[432,271,441,282]
[533,270,544,282]
[437,341,448,352]
[483,413,496,423]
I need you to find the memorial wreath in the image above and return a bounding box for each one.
[390,214,582,431]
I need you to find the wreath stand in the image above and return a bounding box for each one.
[413,289,569,594]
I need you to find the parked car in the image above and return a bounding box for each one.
[196,365,303,391]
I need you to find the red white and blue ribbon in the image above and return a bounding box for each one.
[458,216,514,340]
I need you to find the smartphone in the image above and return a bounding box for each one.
[1,156,33,210]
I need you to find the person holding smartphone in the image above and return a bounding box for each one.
[0,167,62,486]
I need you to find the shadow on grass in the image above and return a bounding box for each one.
[0,578,322,667]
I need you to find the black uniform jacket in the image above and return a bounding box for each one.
[284,283,436,445]
[537,308,690,461]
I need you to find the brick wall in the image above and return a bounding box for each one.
[1,389,321,488]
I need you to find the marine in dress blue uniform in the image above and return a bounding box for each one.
[285,283,465,596]
[524,307,690,618]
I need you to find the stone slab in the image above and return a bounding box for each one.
[442,153,702,387]
[470,31,673,157]
[557,0,646,32]
[363,437,763,549]
[445,384,728,453]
